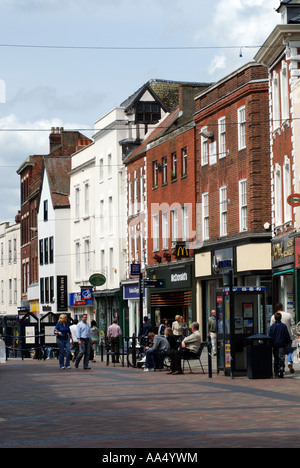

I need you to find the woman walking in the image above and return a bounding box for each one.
[54,314,72,369]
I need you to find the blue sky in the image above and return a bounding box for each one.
[0,0,280,222]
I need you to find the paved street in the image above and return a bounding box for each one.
[0,355,300,450]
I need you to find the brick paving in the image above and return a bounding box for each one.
[0,356,300,449]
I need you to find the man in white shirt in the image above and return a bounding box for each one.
[69,318,79,362]
[75,314,92,370]
[270,303,296,374]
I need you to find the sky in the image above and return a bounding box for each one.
[0,0,280,222]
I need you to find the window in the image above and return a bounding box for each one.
[45,277,49,303]
[140,170,145,212]
[99,158,104,182]
[274,164,282,227]
[238,106,246,150]
[220,186,228,237]
[9,279,12,304]
[50,277,54,303]
[108,196,113,234]
[281,62,289,123]
[162,212,169,250]
[134,176,138,214]
[43,200,48,221]
[136,102,161,123]
[239,179,247,231]
[84,182,89,218]
[44,238,49,264]
[39,239,44,265]
[49,237,54,263]
[171,152,177,180]
[14,278,17,304]
[152,214,159,251]
[108,153,112,179]
[128,180,132,216]
[84,239,90,279]
[171,209,178,242]
[182,147,187,176]
[202,193,209,240]
[162,156,167,184]
[13,238,17,262]
[182,205,189,241]
[100,199,104,236]
[283,157,292,224]
[153,161,158,188]
[75,242,80,280]
[218,117,226,158]
[75,187,80,220]
[8,240,11,263]
[201,127,208,165]
[272,72,280,131]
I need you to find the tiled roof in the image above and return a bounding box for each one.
[43,156,71,208]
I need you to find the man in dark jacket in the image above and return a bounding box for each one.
[269,312,291,378]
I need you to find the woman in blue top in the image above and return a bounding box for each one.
[54,314,71,369]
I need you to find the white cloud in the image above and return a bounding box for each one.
[208,55,227,76]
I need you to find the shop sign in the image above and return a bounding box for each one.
[123,284,145,300]
[57,276,68,311]
[272,236,294,267]
[69,292,94,307]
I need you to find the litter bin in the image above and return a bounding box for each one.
[247,333,273,379]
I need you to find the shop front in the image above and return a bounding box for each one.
[272,233,295,321]
[69,287,95,322]
[146,261,195,334]
[122,280,145,338]
[195,239,272,341]
[93,289,127,343]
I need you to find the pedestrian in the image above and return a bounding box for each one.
[169,322,202,375]
[269,312,291,378]
[107,318,122,364]
[207,309,217,356]
[69,318,79,362]
[138,316,152,346]
[164,327,178,351]
[158,318,169,336]
[143,332,171,372]
[90,320,100,363]
[172,315,184,342]
[54,314,72,370]
[270,303,297,374]
[75,314,92,370]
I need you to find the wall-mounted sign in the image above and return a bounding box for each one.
[69,292,94,307]
[130,263,141,276]
[175,244,189,259]
[89,273,106,287]
[287,193,300,207]
[57,276,68,311]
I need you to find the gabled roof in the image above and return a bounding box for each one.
[123,107,183,164]
[38,156,71,213]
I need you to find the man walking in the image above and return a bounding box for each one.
[269,312,291,378]
[207,309,217,356]
[107,318,122,364]
[75,314,92,370]
[270,303,296,374]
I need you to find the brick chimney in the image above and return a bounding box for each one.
[49,127,63,154]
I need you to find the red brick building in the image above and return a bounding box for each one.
[124,83,211,332]
[254,0,300,321]
[193,62,273,340]
[16,127,92,312]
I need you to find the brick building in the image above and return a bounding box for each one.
[254,0,300,322]
[124,83,211,333]
[193,62,272,342]
[16,128,92,313]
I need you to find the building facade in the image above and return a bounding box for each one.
[254,0,300,322]
[193,62,273,338]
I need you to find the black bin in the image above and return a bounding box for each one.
[247,333,273,379]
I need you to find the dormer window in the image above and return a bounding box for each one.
[136,102,161,123]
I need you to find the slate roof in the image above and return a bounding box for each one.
[42,156,71,209]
